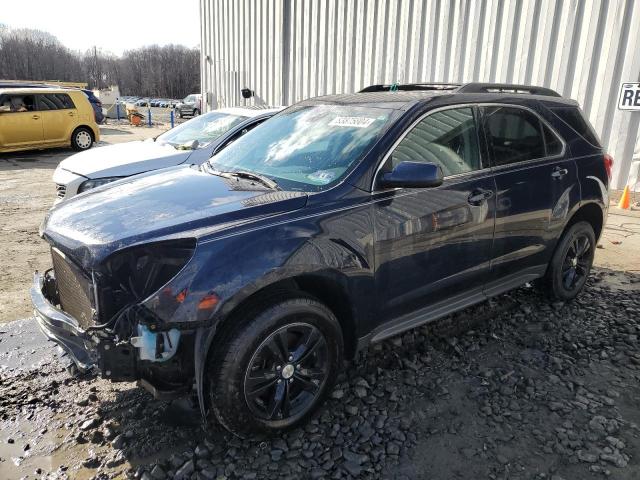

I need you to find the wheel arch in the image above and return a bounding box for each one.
[71,124,96,142]
[193,271,359,419]
[543,201,605,280]
[564,201,605,241]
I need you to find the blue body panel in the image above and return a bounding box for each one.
[37,91,608,389]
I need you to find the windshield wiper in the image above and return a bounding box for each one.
[228,171,279,190]
[203,165,279,190]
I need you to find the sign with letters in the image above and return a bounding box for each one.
[618,83,640,110]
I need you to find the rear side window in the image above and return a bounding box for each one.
[38,93,75,110]
[391,107,482,176]
[482,106,548,166]
[550,107,601,147]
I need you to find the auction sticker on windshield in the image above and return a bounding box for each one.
[329,116,376,128]
[618,83,640,110]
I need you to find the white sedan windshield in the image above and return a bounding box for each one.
[156,112,247,149]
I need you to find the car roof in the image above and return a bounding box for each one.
[298,83,578,110]
[217,106,285,118]
[299,91,452,110]
[0,87,80,95]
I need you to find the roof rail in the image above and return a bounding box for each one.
[359,83,461,93]
[456,82,562,97]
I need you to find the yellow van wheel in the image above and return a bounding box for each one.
[71,127,94,151]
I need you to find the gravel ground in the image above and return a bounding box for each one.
[1,268,639,480]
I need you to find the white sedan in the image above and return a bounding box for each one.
[53,106,283,203]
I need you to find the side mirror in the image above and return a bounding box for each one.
[378,161,443,189]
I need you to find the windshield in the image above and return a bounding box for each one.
[156,112,247,149]
[183,95,195,103]
[209,105,394,191]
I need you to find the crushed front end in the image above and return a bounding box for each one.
[31,240,200,398]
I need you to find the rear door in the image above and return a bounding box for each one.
[38,93,77,144]
[480,104,577,291]
[372,105,496,325]
[0,94,43,149]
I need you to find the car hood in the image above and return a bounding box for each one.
[42,166,308,270]
[58,141,193,178]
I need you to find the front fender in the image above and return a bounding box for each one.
[178,216,372,417]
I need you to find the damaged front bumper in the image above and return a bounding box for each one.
[30,271,98,371]
[31,270,194,396]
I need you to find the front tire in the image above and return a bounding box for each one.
[543,221,596,301]
[193,108,200,116]
[71,127,94,151]
[208,297,343,437]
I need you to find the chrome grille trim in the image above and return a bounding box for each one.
[51,248,94,329]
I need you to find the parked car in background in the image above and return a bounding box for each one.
[33,83,609,436]
[0,87,99,153]
[81,89,105,124]
[175,93,202,118]
[135,99,149,107]
[52,106,283,202]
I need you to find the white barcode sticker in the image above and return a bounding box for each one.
[328,116,376,128]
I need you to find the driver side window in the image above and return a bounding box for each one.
[390,107,482,177]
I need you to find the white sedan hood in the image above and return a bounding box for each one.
[58,140,193,179]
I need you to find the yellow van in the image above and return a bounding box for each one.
[0,88,100,153]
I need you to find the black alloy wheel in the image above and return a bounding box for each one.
[208,297,343,436]
[244,322,330,421]
[544,221,596,301]
[561,233,592,290]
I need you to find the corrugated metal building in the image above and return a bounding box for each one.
[200,0,640,190]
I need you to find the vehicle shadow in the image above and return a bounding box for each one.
[100,127,133,136]
[0,149,71,170]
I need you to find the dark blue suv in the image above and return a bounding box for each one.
[32,83,611,436]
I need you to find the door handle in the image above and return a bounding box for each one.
[551,167,568,179]
[468,189,493,206]
[32,115,40,120]
[68,111,75,116]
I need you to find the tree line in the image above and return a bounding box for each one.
[0,25,200,98]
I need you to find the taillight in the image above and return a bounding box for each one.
[603,154,613,182]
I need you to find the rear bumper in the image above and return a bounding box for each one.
[30,272,97,371]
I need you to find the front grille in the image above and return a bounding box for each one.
[56,184,66,199]
[51,248,94,328]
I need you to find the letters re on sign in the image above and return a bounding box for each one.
[618,83,640,110]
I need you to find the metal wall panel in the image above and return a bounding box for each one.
[201,0,640,189]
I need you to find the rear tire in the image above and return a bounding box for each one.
[543,221,596,301]
[207,297,343,437]
[71,127,94,151]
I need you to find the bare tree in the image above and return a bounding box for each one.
[0,26,200,98]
